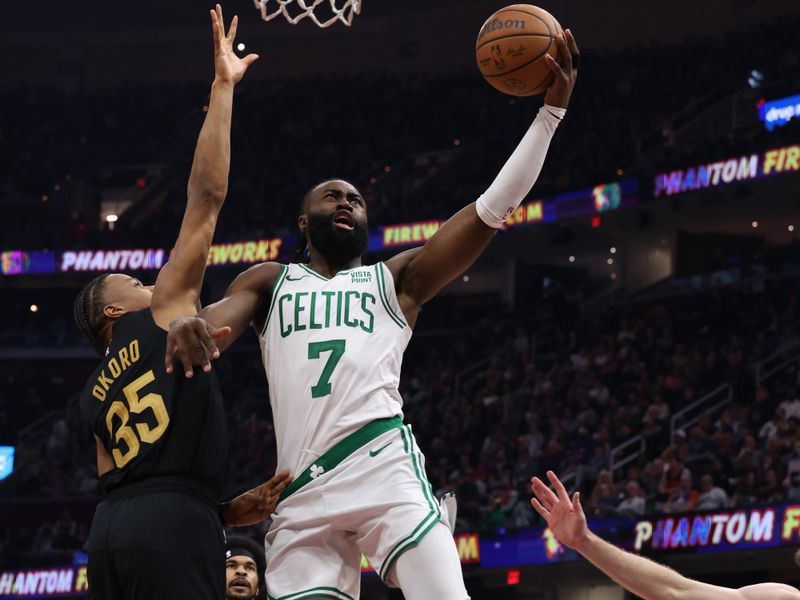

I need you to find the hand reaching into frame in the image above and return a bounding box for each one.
[210,4,259,86]
[530,470,589,550]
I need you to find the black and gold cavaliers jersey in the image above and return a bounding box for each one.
[79,308,227,499]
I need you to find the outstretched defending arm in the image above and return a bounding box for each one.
[151,4,259,329]
[531,471,800,600]
[387,30,579,326]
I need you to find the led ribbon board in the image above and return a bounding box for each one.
[375,179,637,250]
[654,144,800,197]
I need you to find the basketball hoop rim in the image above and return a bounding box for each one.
[253,0,362,27]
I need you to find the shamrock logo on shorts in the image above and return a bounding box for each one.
[310,464,325,479]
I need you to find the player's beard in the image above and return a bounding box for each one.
[306,212,369,261]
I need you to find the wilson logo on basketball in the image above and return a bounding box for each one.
[477,18,527,43]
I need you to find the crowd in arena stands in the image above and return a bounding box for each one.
[412,275,799,530]
[2,268,797,563]
[587,362,800,519]
[2,15,799,251]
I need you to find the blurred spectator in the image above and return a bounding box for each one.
[663,471,699,514]
[695,475,729,511]
[617,481,646,517]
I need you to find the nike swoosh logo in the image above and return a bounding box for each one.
[369,442,392,457]
[286,275,309,282]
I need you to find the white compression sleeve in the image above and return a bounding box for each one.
[475,103,566,228]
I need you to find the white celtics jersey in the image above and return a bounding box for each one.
[259,262,412,475]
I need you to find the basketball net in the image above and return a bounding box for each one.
[253,0,361,28]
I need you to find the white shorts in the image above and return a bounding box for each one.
[264,418,449,599]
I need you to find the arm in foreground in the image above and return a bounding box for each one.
[388,30,579,318]
[531,471,800,600]
[165,262,282,376]
[151,4,259,328]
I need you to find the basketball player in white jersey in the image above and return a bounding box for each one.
[532,471,800,600]
[165,30,579,600]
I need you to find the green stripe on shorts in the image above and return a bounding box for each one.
[268,586,356,600]
[278,416,403,504]
[378,425,441,582]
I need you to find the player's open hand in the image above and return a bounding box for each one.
[165,316,231,378]
[210,4,259,86]
[530,470,589,550]
[543,29,579,109]
[221,471,293,527]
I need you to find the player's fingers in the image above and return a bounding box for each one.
[556,33,572,73]
[216,4,226,39]
[267,471,292,489]
[531,497,550,519]
[181,327,208,376]
[565,28,580,58]
[531,476,559,506]
[185,323,214,372]
[206,325,231,359]
[242,54,260,68]
[193,319,217,345]
[209,325,231,340]
[174,343,195,378]
[273,476,292,495]
[210,9,221,48]
[543,54,564,78]
[164,339,176,374]
[227,15,239,42]
[572,491,581,512]
[547,470,571,503]
[194,323,218,361]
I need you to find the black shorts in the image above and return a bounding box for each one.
[86,483,224,600]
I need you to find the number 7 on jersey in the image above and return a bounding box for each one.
[308,340,346,398]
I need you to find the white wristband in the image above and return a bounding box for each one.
[476,104,565,228]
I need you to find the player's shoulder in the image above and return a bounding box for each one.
[229,261,285,292]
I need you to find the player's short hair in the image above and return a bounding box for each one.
[225,534,266,591]
[73,274,111,355]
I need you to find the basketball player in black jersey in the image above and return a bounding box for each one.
[73,6,290,599]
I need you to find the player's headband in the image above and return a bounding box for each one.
[226,548,258,563]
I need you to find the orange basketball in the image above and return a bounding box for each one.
[476,4,563,97]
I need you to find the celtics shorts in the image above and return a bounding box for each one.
[265,417,448,599]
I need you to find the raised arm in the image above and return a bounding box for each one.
[531,471,800,600]
[388,30,579,325]
[151,4,259,329]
